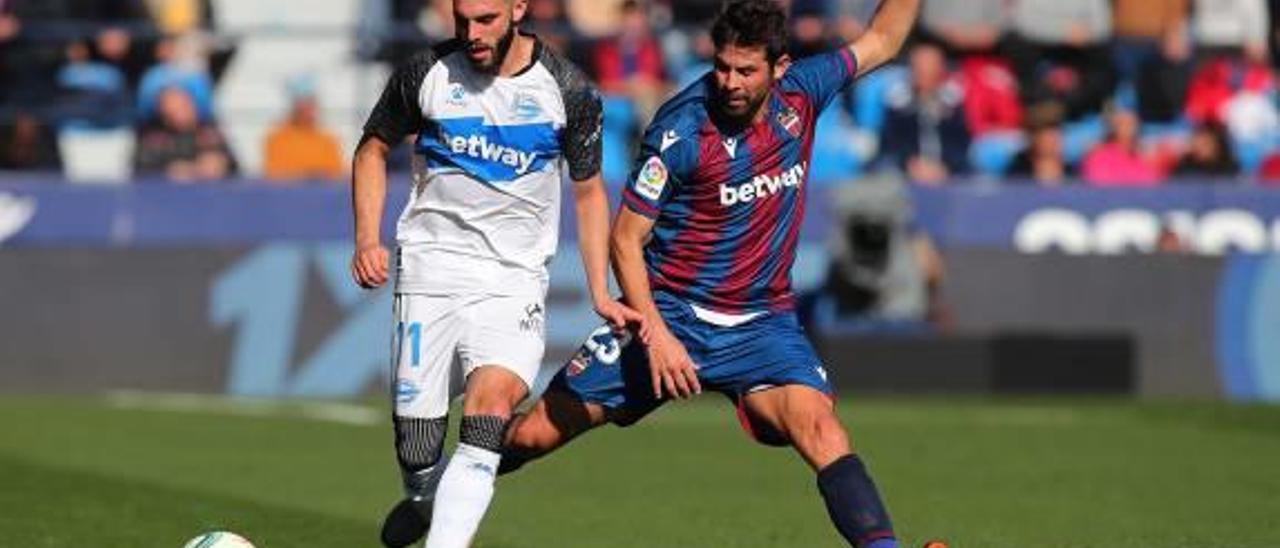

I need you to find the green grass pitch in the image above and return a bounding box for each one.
[1,395,1278,547]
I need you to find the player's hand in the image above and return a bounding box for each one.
[351,244,390,289]
[594,298,650,343]
[647,327,700,400]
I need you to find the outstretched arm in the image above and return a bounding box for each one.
[574,173,645,330]
[849,0,921,77]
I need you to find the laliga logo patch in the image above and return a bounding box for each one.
[777,107,801,138]
[634,156,668,200]
[0,193,37,245]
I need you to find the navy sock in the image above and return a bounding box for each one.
[817,454,897,548]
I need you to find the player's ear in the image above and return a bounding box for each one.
[511,0,528,25]
[772,53,792,81]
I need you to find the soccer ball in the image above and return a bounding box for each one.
[181,531,256,548]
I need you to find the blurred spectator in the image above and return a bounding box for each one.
[145,0,212,35]
[919,0,1006,58]
[74,0,156,87]
[1174,123,1240,177]
[1113,0,1191,122]
[1257,152,1280,183]
[262,79,344,183]
[957,57,1022,136]
[0,1,72,107]
[1082,106,1164,186]
[143,0,234,82]
[1271,0,1280,65]
[134,86,234,182]
[359,0,434,66]
[657,0,720,27]
[57,39,131,128]
[1184,55,1280,168]
[137,34,214,121]
[1192,0,1269,63]
[788,0,833,59]
[879,43,970,184]
[917,0,1021,135]
[831,0,878,43]
[1185,58,1276,125]
[0,112,62,172]
[593,0,667,124]
[568,0,623,38]
[673,28,714,86]
[525,0,571,54]
[1003,0,1117,120]
[1008,102,1071,186]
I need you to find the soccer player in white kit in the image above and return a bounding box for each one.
[349,1,641,547]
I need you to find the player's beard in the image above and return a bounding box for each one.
[715,84,771,127]
[469,23,518,74]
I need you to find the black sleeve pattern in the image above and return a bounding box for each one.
[542,47,604,182]
[362,42,458,145]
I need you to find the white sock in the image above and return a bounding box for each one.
[423,443,502,548]
[407,453,450,502]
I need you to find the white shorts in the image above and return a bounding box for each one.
[391,292,548,418]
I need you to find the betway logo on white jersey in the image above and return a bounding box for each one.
[720,162,807,206]
[445,134,539,176]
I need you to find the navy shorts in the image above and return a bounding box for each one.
[550,292,832,425]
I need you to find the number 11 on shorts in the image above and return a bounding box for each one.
[396,321,422,367]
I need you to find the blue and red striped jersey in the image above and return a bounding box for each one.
[621,47,858,315]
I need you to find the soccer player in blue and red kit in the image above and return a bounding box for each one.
[396,0,923,546]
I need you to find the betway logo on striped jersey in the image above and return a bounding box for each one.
[720,162,807,206]
[445,134,538,175]
[418,117,560,183]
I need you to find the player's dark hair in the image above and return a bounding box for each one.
[711,0,789,64]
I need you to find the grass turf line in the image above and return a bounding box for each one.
[0,396,1278,547]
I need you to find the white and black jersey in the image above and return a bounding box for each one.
[364,36,603,296]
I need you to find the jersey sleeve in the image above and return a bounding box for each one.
[541,47,604,182]
[559,80,604,182]
[621,123,684,219]
[362,49,436,145]
[783,47,859,112]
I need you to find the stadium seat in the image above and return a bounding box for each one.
[810,107,864,188]
[57,127,136,184]
[601,95,637,185]
[1062,115,1107,166]
[852,65,907,133]
[969,131,1026,178]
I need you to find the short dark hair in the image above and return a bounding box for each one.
[711,0,789,64]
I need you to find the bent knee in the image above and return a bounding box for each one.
[787,413,850,454]
[505,416,565,454]
[463,368,529,417]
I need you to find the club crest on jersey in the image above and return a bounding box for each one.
[447,83,468,106]
[513,92,542,120]
[634,156,668,200]
[720,161,807,206]
[777,107,802,138]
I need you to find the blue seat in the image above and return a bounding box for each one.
[969,131,1026,177]
[810,107,863,188]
